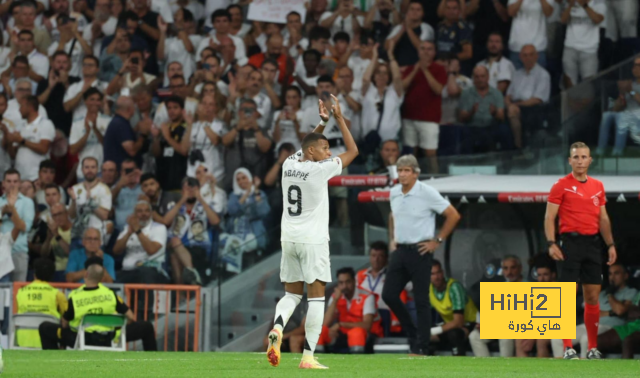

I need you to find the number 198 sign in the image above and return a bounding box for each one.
[480,282,576,339]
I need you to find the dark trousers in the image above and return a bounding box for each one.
[382,245,433,352]
[39,320,158,351]
[435,328,468,356]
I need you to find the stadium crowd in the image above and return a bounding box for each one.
[0,0,639,355]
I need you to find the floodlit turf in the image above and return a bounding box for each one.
[2,350,640,377]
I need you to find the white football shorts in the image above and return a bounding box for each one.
[280,241,332,284]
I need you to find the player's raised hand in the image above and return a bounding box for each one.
[330,94,342,120]
[318,99,330,122]
[548,243,564,261]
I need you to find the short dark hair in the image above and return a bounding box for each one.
[369,241,389,257]
[18,29,34,39]
[12,55,29,67]
[226,4,242,15]
[317,75,334,86]
[211,9,231,23]
[170,74,186,84]
[287,11,301,20]
[432,259,443,270]
[262,58,278,69]
[308,26,330,42]
[285,85,302,97]
[303,49,322,62]
[359,30,373,46]
[34,258,55,282]
[488,32,503,42]
[24,95,39,112]
[182,8,194,22]
[333,31,350,44]
[301,132,328,151]
[337,267,356,280]
[84,256,104,270]
[140,173,158,185]
[43,183,60,193]
[51,50,70,61]
[83,87,104,101]
[39,159,56,172]
[129,48,145,59]
[3,168,20,180]
[83,55,100,68]
[165,95,184,109]
[119,10,139,24]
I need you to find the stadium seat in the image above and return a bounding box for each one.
[75,314,127,352]
[9,313,60,350]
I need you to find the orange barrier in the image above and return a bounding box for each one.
[12,282,201,352]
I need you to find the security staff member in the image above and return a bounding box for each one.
[39,257,157,351]
[383,155,461,355]
[545,141,617,360]
[16,258,67,348]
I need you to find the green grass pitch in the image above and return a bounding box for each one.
[2,351,640,377]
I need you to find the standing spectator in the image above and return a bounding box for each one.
[231,69,273,129]
[222,98,273,189]
[106,49,159,96]
[187,96,225,181]
[113,200,168,284]
[0,169,35,282]
[345,33,375,92]
[385,1,435,67]
[4,78,49,128]
[336,66,363,142]
[507,0,554,69]
[429,259,478,356]
[0,93,14,179]
[436,0,473,64]
[34,160,67,208]
[7,95,55,181]
[227,4,250,37]
[69,88,112,181]
[560,0,605,88]
[196,10,247,66]
[153,75,199,125]
[293,50,322,110]
[48,16,92,78]
[195,164,228,218]
[157,9,198,84]
[40,203,73,282]
[363,0,401,53]
[604,0,638,43]
[83,0,118,57]
[272,87,304,153]
[476,32,515,94]
[131,0,160,75]
[103,96,150,169]
[400,41,445,173]
[111,159,143,233]
[465,0,511,61]
[248,34,295,86]
[505,45,551,150]
[68,157,112,247]
[151,96,192,191]
[65,228,115,283]
[63,55,108,121]
[440,58,472,126]
[260,59,284,111]
[98,28,131,82]
[14,2,52,55]
[282,11,308,59]
[139,173,181,224]
[318,267,377,354]
[16,30,49,83]
[319,0,362,39]
[36,51,81,136]
[459,66,510,153]
[98,11,150,55]
[293,26,330,78]
[551,263,637,358]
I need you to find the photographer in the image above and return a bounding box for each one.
[106,49,159,96]
[48,14,92,78]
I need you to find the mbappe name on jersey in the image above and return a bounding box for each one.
[284,169,310,181]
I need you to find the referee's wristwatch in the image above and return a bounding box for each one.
[607,242,615,249]
[547,240,557,247]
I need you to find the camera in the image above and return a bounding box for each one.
[186,177,199,187]
[125,168,134,175]
[241,107,253,117]
[189,149,205,166]
[131,57,139,64]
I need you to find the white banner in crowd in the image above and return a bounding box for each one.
[247,0,307,24]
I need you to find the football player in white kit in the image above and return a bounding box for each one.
[266,95,359,369]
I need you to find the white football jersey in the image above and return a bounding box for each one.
[280,150,343,244]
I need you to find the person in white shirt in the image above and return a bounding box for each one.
[272,86,305,153]
[319,0,362,39]
[476,32,516,94]
[3,78,49,129]
[227,4,251,38]
[336,66,363,142]
[282,11,309,59]
[157,9,200,86]
[0,92,17,179]
[82,0,118,57]
[69,88,112,181]
[113,200,169,284]
[267,96,359,369]
[63,55,108,121]
[508,0,555,69]
[229,69,273,129]
[16,30,49,82]
[154,75,199,126]
[196,9,247,67]
[343,33,375,92]
[68,156,112,246]
[5,95,54,181]
[47,15,92,78]
[187,95,226,181]
[561,0,605,88]
[294,50,322,110]
[106,49,159,96]
[606,0,638,42]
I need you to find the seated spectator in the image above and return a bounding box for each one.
[16,30,49,82]
[15,258,67,348]
[385,1,435,67]
[552,263,638,358]
[596,60,640,157]
[0,56,38,99]
[507,0,553,69]
[139,173,180,224]
[113,200,168,283]
[440,58,472,126]
[112,159,143,232]
[162,178,221,285]
[151,96,192,191]
[48,15,92,78]
[598,291,640,359]
[469,255,519,357]
[400,41,444,173]
[69,88,112,182]
[370,139,400,177]
[260,59,283,109]
[63,55,108,121]
[0,93,14,178]
[505,45,551,150]
[40,203,73,282]
[6,95,55,181]
[34,160,67,208]
[318,267,378,354]
[561,0,604,88]
[195,164,228,216]
[36,51,81,136]
[459,66,511,153]
[65,228,115,283]
[429,259,478,356]
[106,49,159,96]
[515,260,556,357]
[476,32,515,95]
[227,4,250,38]
[320,0,361,39]
[436,0,473,64]
[272,86,304,153]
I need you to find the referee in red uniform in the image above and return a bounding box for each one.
[544,142,617,360]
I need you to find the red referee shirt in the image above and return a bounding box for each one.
[547,173,606,235]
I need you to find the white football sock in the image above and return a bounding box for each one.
[303,297,325,357]
[273,292,302,333]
